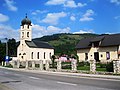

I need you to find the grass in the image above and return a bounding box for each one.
[77,66,90,71]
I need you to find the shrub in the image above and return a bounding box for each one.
[106,61,113,72]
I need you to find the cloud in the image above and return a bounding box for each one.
[0,24,19,40]
[64,0,86,8]
[80,9,94,22]
[70,16,76,21]
[32,10,48,15]
[114,16,120,19]
[0,13,9,22]
[32,24,70,38]
[110,0,120,5]
[45,0,66,5]
[45,0,86,8]
[41,12,67,25]
[4,0,18,11]
[73,29,94,34]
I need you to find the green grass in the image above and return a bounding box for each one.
[77,66,90,71]
[96,68,106,71]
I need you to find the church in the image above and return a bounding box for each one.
[17,15,54,63]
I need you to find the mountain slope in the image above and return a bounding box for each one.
[34,33,98,55]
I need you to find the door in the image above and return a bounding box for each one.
[94,52,99,62]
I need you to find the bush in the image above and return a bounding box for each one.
[106,61,113,72]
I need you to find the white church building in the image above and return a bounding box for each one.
[17,15,54,63]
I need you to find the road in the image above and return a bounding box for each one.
[0,68,120,90]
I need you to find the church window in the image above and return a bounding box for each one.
[85,53,88,60]
[22,25,24,29]
[37,52,39,59]
[22,32,24,38]
[50,53,51,59]
[44,52,46,59]
[27,32,29,37]
[31,52,33,59]
[27,25,29,29]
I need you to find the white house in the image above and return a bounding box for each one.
[17,15,54,63]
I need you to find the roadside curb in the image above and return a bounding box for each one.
[1,66,120,81]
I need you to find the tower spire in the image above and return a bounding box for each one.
[25,13,27,18]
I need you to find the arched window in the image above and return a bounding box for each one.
[27,32,29,37]
[37,52,39,59]
[31,52,33,59]
[44,52,46,59]
[50,53,51,59]
[22,32,24,38]
[27,25,29,29]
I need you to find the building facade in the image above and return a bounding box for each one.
[17,15,54,63]
[76,34,120,63]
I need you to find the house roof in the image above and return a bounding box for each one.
[25,40,54,49]
[76,34,120,49]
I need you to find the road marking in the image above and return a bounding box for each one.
[57,81,77,86]
[29,76,40,80]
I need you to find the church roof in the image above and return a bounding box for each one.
[25,40,54,49]
[21,15,31,26]
[76,34,120,49]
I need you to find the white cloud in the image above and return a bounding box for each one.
[70,16,76,21]
[0,24,19,40]
[45,0,86,8]
[0,13,9,22]
[64,1,86,8]
[4,0,18,11]
[80,9,94,22]
[73,29,94,34]
[46,0,66,5]
[41,12,67,25]
[114,16,120,19]
[32,10,48,15]
[110,0,120,5]
[32,24,70,38]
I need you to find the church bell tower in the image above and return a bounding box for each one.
[20,14,32,41]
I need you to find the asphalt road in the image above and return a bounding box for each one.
[0,68,120,90]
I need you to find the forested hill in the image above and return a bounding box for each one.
[34,33,98,55]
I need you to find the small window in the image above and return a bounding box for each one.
[85,53,88,60]
[31,52,33,59]
[22,25,24,29]
[22,32,24,38]
[106,52,110,60]
[50,53,51,59]
[37,52,39,59]
[44,52,46,59]
[27,32,29,37]
[27,25,29,29]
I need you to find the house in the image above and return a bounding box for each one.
[17,15,54,64]
[76,34,120,63]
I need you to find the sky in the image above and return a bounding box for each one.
[0,0,120,40]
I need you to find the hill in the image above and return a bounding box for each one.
[34,33,98,55]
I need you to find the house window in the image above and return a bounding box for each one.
[106,52,110,60]
[44,52,46,59]
[31,52,33,59]
[37,52,39,59]
[27,32,29,37]
[85,53,88,60]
